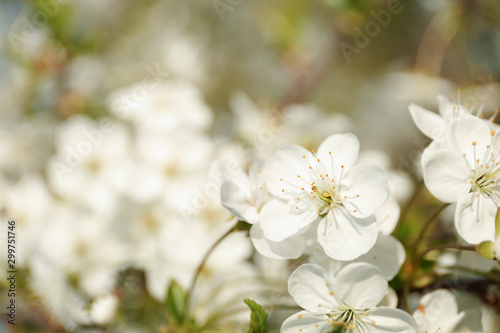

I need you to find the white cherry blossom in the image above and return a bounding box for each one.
[260,134,389,260]
[423,116,500,243]
[409,93,497,142]
[281,263,417,333]
[220,161,306,259]
[310,195,405,280]
[413,289,482,333]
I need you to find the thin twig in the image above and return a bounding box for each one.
[420,244,477,258]
[413,203,450,251]
[183,224,237,323]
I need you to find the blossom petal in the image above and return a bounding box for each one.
[318,207,377,261]
[317,133,360,178]
[221,180,259,224]
[264,145,315,197]
[422,148,470,203]
[409,103,447,140]
[444,309,483,333]
[375,195,400,235]
[364,307,417,333]
[378,287,398,308]
[281,311,332,333]
[446,116,492,166]
[288,264,337,313]
[343,162,389,218]
[355,234,406,280]
[455,192,496,244]
[259,199,318,242]
[413,289,457,332]
[437,95,455,119]
[250,224,305,259]
[333,262,387,309]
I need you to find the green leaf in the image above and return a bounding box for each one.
[244,299,269,333]
[234,220,252,232]
[166,280,186,325]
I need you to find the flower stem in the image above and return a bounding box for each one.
[402,202,450,313]
[436,265,500,284]
[397,181,425,313]
[201,304,301,330]
[402,283,411,313]
[413,203,450,252]
[420,244,477,258]
[183,223,237,323]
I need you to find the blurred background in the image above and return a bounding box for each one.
[2,0,500,332]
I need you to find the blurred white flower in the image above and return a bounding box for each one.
[230,93,352,158]
[413,289,482,333]
[142,218,252,301]
[107,79,213,134]
[456,292,500,333]
[282,263,417,333]
[0,174,52,268]
[353,72,454,152]
[359,149,414,203]
[260,134,389,260]
[34,203,127,298]
[28,255,118,330]
[29,255,93,329]
[189,259,258,329]
[118,130,214,204]
[423,116,500,243]
[89,292,119,325]
[162,35,207,85]
[47,115,131,216]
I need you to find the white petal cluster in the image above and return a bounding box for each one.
[409,93,498,144]
[413,290,482,333]
[422,116,500,243]
[410,94,500,244]
[5,1,500,331]
[282,263,417,333]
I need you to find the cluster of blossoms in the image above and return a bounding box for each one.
[3,30,500,330]
[411,94,500,244]
[2,80,260,330]
[5,0,500,331]
[216,91,500,332]
[0,67,364,330]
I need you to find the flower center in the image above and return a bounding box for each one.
[312,185,340,206]
[328,303,366,332]
[279,150,361,216]
[470,170,497,195]
[450,90,498,121]
[466,135,500,200]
